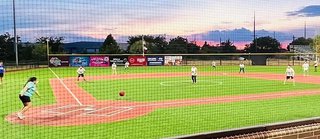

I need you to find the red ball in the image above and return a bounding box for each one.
[119,91,125,96]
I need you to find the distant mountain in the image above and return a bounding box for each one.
[191,28,293,42]
[63,42,128,53]
[63,42,103,49]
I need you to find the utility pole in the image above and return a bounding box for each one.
[304,21,307,39]
[13,0,18,66]
[254,11,257,52]
[46,39,49,66]
[292,35,295,52]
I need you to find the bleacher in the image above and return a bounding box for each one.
[289,45,315,61]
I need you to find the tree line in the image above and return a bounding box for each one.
[100,34,288,54]
[0,33,64,62]
[0,32,319,62]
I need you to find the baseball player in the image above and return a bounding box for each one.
[191,66,197,83]
[77,66,86,81]
[17,77,41,119]
[239,63,245,73]
[212,61,216,69]
[284,65,295,86]
[124,61,129,69]
[112,63,117,75]
[302,61,309,76]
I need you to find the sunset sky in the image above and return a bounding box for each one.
[0,0,319,47]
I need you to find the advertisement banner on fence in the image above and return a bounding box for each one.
[69,56,90,67]
[89,56,110,67]
[128,56,147,66]
[147,56,164,66]
[164,56,183,66]
[49,56,69,67]
[109,56,128,66]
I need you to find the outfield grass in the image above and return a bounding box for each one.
[49,65,320,77]
[79,76,318,101]
[1,66,320,139]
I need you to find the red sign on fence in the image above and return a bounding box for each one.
[128,56,147,66]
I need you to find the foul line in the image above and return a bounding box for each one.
[48,67,83,106]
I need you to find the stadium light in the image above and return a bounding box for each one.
[13,0,18,66]
[142,35,146,57]
[46,39,49,66]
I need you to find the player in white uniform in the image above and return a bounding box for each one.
[212,61,216,69]
[112,63,117,75]
[302,61,309,76]
[77,66,86,81]
[314,60,318,72]
[124,61,129,69]
[239,63,245,73]
[191,66,197,83]
[284,65,295,86]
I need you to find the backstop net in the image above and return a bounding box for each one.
[1,0,320,139]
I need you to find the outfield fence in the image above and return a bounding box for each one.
[47,53,319,67]
[4,61,47,72]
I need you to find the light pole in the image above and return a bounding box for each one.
[142,35,146,57]
[46,39,49,66]
[13,0,18,66]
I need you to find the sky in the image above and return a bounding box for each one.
[0,0,319,48]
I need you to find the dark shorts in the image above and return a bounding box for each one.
[0,73,3,77]
[78,74,84,77]
[286,76,294,79]
[19,95,31,104]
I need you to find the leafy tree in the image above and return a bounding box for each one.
[201,42,220,53]
[19,42,34,60]
[220,39,237,53]
[0,32,21,61]
[128,40,144,54]
[0,33,11,60]
[36,36,64,53]
[100,34,121,54]
[202,41,210,48]
[127,35,167,54]
[165,36,188,54]
[32,43,47,61]
[187,42,199,53]
[151,36,167,54]
[290,37,313,45]
[244,36,281,53]
[312,35,320,53]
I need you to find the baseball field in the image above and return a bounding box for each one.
[2,66,320,139]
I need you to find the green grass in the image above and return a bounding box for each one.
[50,65,320,77]
[1,66,320,139]
[79,76,319,101]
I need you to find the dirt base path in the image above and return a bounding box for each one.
[6,72,320,126]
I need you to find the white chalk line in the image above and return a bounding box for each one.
[48,67,83,106]
[82,107,133,117]
[42,105,134,117]
[160,80,223,87]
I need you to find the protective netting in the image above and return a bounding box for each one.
[1,1,320,139]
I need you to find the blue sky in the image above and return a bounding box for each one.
[0,0,319,45]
